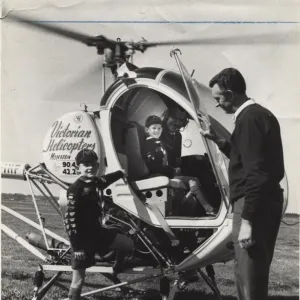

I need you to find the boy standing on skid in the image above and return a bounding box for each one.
[64,148,134,300]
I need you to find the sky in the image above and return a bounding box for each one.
[1,1,300,213]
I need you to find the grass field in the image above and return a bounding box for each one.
[1,195,299,300]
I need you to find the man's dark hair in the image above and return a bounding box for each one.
[209,68,246,94]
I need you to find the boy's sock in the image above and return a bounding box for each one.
[68,287,81,300]
[189,182,215,213]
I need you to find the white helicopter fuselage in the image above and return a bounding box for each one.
[37,67,235,270]
[1,67,288,272]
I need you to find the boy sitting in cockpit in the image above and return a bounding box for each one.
[143,115,178,178]
[143,115,216,217]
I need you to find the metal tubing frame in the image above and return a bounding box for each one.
[1,223,47,261]
[26,173,69,253]
[106,213,173,267]
[50,246,72,265]
[1,204,70,245]
[38,163,69,190]
[39,180,61,212]
[171,49,229,209]
[128,217,173,267]
[108,214,164,267]
[26,164,56,185]
[31,179,62,217]
[23,165,70,253]
[2,204,71,265]
[26,173,51,250]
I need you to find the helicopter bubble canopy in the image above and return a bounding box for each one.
[42,111,102,184]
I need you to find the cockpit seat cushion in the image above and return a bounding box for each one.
[131,176,187,191]
[125,121,150,181]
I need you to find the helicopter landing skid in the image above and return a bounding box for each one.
[30,264,222,300]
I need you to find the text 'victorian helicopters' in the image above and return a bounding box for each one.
[1,14,289,300]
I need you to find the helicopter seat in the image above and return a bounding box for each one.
[125,121,150,181]
[125,121,186,216]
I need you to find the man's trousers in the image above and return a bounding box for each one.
[232,193,283,300]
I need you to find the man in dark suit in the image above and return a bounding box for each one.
[198,68,284,300]
[160,105,187,169]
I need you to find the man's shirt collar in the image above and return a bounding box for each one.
[233,99,255,123]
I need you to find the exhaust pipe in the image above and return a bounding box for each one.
[26,232,69,251]
[26,232,114,263]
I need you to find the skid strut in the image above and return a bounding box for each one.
[197,268,222,300]
[159,276,179,300]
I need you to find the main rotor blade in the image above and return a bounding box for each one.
[45,61,115,104]
[142,32,298,48]
[6,14,98,46]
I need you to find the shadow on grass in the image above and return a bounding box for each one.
[173,293,299,300]
[269,298,299,300]
[133,291,300,300]
[52,276,299,300]
[1,270,32,280]
[2,272,298,300]
[77,289,300,300]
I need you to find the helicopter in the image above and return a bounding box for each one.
[1,14,289,300]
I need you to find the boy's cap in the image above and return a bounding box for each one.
[75,149,98,165]
[145,115,162,128]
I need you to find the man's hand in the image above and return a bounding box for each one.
[74,250,86,260]
[238,219,255,249]
[197,114,227,148]
[197,114,218,141]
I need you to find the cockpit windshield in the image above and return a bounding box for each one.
[173,53,230,204]
[110,83,230,218]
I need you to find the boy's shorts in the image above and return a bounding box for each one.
[71,227,118,270]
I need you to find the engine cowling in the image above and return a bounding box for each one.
[42,111,103,184]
